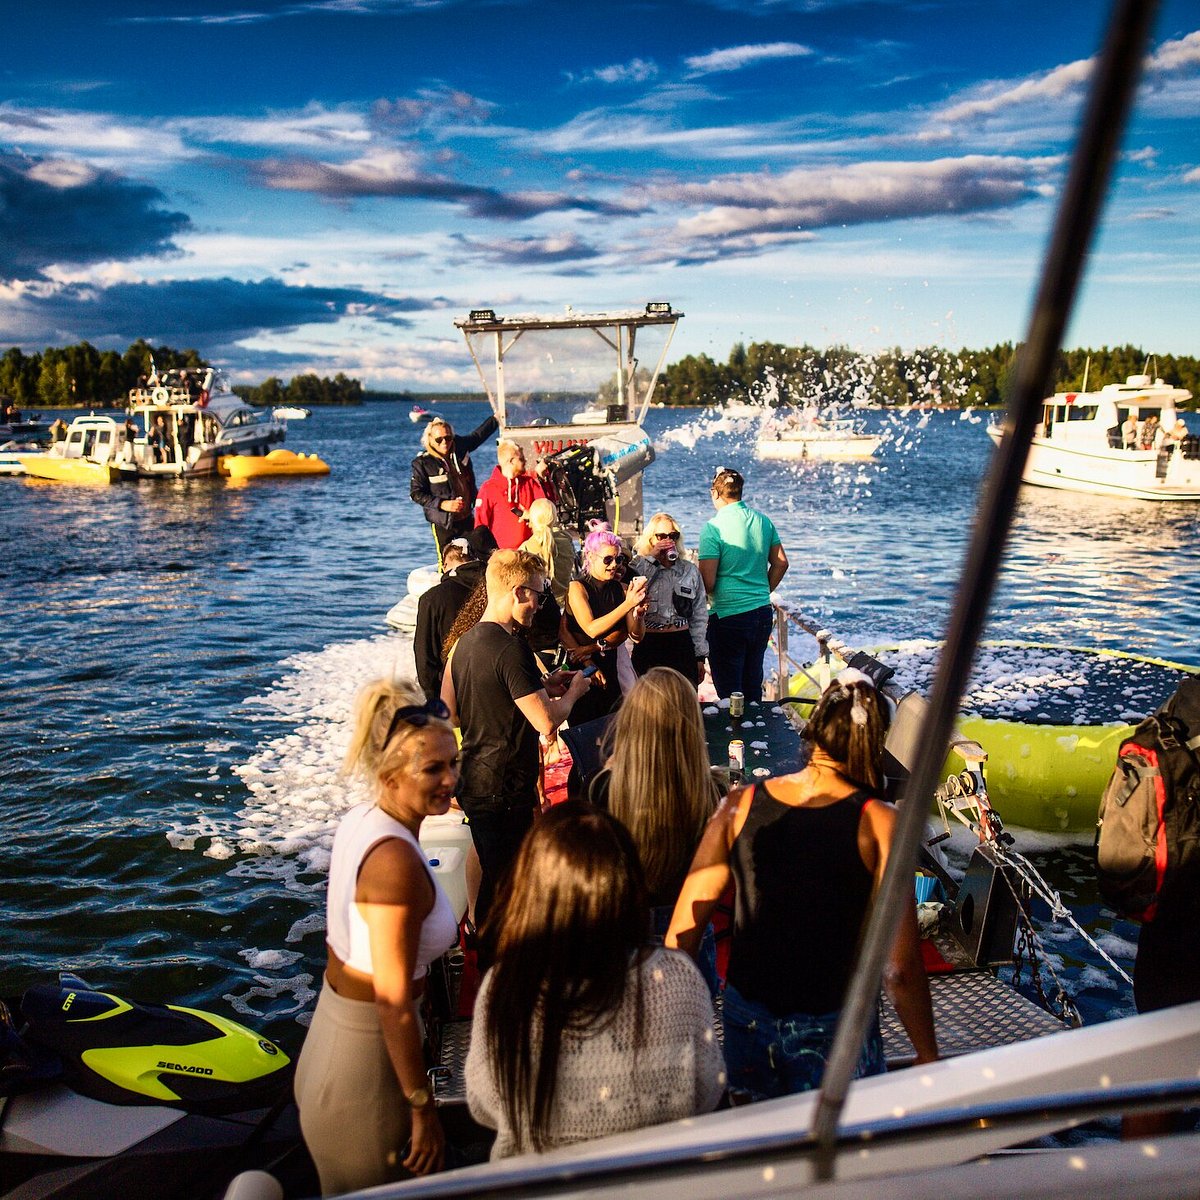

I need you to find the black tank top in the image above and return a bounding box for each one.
[727,782,877,1017]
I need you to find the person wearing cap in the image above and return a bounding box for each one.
[473,440,556,550]
[410,413,499,557]
[697,467,788,700]
[414,539,487,704]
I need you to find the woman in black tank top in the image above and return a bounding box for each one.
[666,674,937,1100]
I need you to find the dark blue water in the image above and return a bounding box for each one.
[3,402,1198,1052]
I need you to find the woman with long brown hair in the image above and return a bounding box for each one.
[667,671,937,1100]
[591,667,720,987]
[294,680,460,1193]
[465,802,724,1158]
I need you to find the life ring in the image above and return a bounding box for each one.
[152,387,170,405]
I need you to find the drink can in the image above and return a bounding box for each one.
[728,739,745,773]
[730,691,744,718]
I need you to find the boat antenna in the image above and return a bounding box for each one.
[1082,354,1090,393]
[809,0,1162,1180]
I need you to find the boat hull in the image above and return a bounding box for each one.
[988,423,1200,501]
[758,434,881,461]
[15,455,121,485]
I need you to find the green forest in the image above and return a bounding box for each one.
[0,340,363,410]
[656,342,1200,408]
[3,338,1197,412]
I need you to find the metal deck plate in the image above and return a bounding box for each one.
[882,969,1068,1065]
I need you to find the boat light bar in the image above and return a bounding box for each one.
[468,309,496,322]
[645,301,672,314]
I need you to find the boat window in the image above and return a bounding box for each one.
[1066,405,1098,421]
[67,431,83,447]
[97,429,112,444]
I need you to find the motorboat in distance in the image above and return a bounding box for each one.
[757,407,882,461]
[12,414,128,484]
[986,373,1198,500]
[271,405,311,421]
[117,369,286,478]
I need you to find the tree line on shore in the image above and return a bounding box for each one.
[4,338,1197,412]
[0,340,363,409]
[656,342,1200,408]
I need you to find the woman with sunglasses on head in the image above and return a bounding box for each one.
[465,802,725,1159]
[410,413,498,557]
[629,513,707,688]
[294,680,460,1193]
[564,529,648,726]
[666,673,937,1101]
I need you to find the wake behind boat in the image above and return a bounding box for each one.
[987,372,1198,499]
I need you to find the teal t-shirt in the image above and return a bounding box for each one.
[697,501,781,618]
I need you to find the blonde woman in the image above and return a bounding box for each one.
[520,497,576,605]
[591,666,721,989]
[630,513,707,686]
[409,413,498,554]
[294,681,460,1193]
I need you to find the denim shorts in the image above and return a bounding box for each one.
[720,980,885,1100]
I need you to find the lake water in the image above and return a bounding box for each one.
[3,401,1198,1054]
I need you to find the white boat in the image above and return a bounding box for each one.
[455,303,681,540]
[758,409,882,461]
[409,404,440,423]
[116,369,286,479]
[271,405,311,421]
[986,373,1198,500]
[0,439,45,476]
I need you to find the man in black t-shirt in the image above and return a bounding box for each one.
[444,549,591,927]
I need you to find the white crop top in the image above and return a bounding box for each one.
[326,802,459,980]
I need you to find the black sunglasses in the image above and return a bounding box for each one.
[516,581,552,608]
[600,554,619,566]
[432,435,451,444]
[385,698,450,745]
[655,530,681,541]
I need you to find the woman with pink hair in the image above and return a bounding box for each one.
[563,529,647,725]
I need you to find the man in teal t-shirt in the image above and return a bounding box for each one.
[697,467,789,699]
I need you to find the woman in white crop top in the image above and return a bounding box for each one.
[294,680,460,1194]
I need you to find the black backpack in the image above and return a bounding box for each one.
[1096,676,1200,921]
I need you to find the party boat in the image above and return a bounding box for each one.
[986,373,1197,500]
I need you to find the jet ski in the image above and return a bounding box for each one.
[1,973,315,1199]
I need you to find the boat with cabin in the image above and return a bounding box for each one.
[12,414,130,485]
[757,406,882,461]
[455,303,679,540]
[115,368,286,479]
[271,405,311,421]
[986,372,1198,499]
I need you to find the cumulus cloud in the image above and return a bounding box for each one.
[5,276,426,348]
[641,156,1054,262]
[0,151,189,281]
[250,149,642,218]
[685,42,813,77]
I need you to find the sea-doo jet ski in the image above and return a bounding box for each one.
[1,974,313,1200]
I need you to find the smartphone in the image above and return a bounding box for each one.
[580,663,600,678]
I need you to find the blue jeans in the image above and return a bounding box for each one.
[720,981,885,1100]
[650,905,720,998]
[707,605,773,700]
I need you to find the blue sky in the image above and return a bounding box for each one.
[2,0,1197,389]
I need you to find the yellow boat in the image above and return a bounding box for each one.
[220,449,330,479]
[15,415,128,485]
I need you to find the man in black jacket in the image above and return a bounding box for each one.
[414,539,487,703]
[409,413,499,556]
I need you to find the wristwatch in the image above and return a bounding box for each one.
[406,1085,433,1110]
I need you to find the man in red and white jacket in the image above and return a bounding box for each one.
[474,440,556,549]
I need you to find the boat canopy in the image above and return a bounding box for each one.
[454,303,681,429]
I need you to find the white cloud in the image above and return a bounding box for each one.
[685,41,814,77]
[171,103,373,149]
[0,105,190,164]
[588,58,659,85]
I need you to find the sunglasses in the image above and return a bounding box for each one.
[600,554,620,566]
[516,582,553,608]
[655,530,681,541]
[384,698,450,745]
[432,435,451,444]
